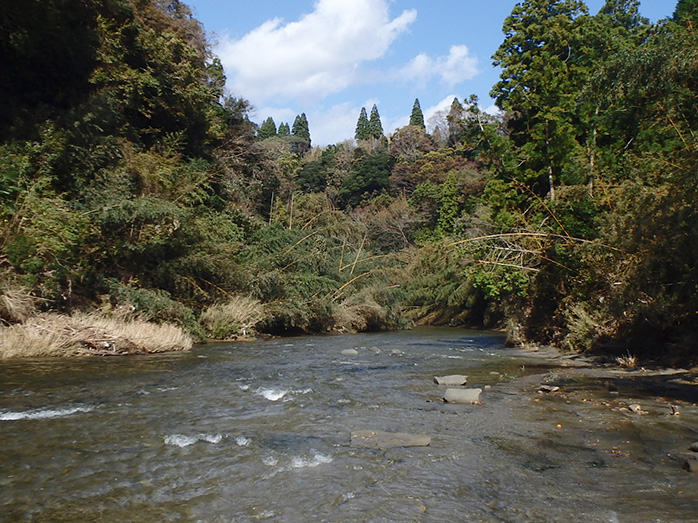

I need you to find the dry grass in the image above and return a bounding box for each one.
[616,351,638,369]
[200,295,266,339]
[0,286,38,324]
[336,295,385,332]
[0,312,192,358]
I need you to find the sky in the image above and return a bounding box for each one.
[185,0,677,146]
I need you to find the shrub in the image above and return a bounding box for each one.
[200,295,265,339]
[105,280,204,339]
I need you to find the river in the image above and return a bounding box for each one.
[1,328,697,522]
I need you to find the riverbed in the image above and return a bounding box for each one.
[1,328,697,522]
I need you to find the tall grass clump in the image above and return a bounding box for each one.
[200,295,266,339]
[0,285,38,324]
[0,313,193,358]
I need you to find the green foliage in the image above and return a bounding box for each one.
[0,0,102,137]
[437,171,460,234]
[409,98,425,129]
[105,280,204,339]
[277,122,290,136]
[368,104,384,139]
[674,0,698,25]
[355,107,370,141]
[338,152,394,208]
[401,243,490,327]
[2,0,697,363]
[258,117,277,140]
[291,113,311,156]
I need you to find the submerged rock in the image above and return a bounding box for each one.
[628,404,647,415]
[683,457,698,473]
[341,349,359,356]
[351,430,431,449]
[434,375,468,386]
[443,388,482,404]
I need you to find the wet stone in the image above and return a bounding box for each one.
[341,349,359,356]
[433,375,468,386]
[688,441,698,452]
[351,430,431,449]
[443,388,482,404]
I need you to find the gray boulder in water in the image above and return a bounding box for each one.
[443,388,482,404]
[433,374,468,386]
[351,430,431,449]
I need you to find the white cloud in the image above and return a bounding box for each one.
[217,0,416,103]
[400,45,479,87]
[482,103,502,116]
[307,102,363,146]
[424,95,457,134]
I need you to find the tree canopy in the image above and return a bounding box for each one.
[2,0,697,364]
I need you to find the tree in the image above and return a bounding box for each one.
[491,0,589,200]
[576,0,651,190]
[447,97,465,145]
[674,0,698,26]
[278,122,290,136]
[258,117,277,140]
[291,113,311,156]
[409,99,425,129]
[338,152,394,208]
[368,104,384,139]
[355,107,370,141]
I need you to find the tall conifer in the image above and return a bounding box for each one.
[368,104,384,139]
[258,117,277,139]
[291,113,311,155]
[355,107,370,141]
[409,98,425,129]
[278,122,290,136]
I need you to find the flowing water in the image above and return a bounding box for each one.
[1,328,697,522]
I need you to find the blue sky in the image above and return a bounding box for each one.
[186,0,676,146]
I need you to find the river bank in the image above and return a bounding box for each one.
[491,343,698,474]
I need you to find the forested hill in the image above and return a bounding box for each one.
[1,0,696,364]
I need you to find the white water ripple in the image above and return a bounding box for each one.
[253,387,313,402]
[256,387,289,401]
[164,433,223,448]
[0,406,94,421]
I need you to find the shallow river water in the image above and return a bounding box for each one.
[1,328,697,522]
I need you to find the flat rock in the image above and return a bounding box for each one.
[444,388,482,404]
[351,430,431,449]
[434,375,468,386]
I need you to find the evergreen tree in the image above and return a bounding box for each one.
[355,107,370,141]
[491,0,589,200]
[409,98,425,129]
[278,122,290,136]
[368,104,384,139]
[674,0,698,25]
[258,117,277,139]
[291,113,311,156]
